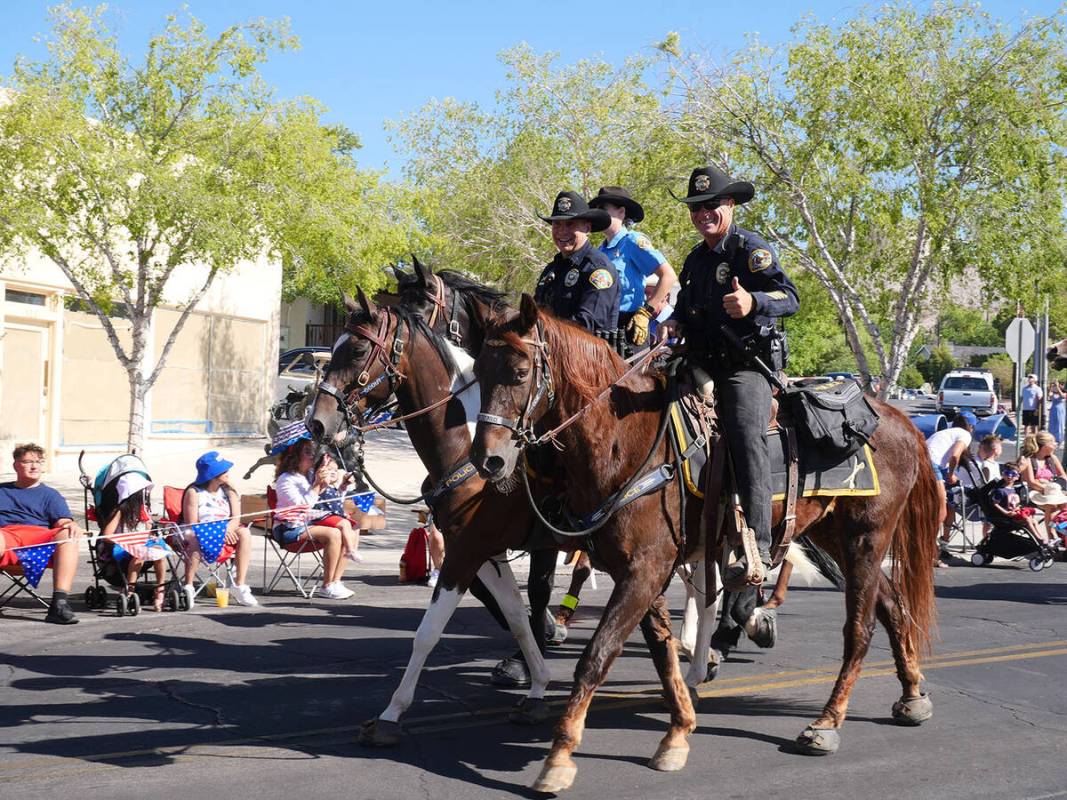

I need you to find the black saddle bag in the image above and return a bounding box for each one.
[786,379,879,458]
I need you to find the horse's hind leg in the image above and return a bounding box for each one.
[875,572,931,725]
[796,526,887,756]
[533,569,671,794]
[682,560,721,687]
[640,593,697,772]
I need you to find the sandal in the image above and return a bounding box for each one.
[152,584,166,612]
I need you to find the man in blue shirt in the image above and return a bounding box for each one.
[590,186,677,347]
[0,443,83,623]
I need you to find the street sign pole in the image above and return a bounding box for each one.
[1005,315,1035,452]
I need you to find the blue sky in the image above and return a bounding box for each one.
[1,1,1060,175]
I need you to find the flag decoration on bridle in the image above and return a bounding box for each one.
[192,519,228,564]
[16,542,57,588]
[352,492,376,513]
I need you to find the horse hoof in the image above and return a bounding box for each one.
[744,607,777,649]
[357,718,403,747]
[794,725,840,756]
[648,743,689,772]
[532,760,577,794]
[892,693,933,726]
[510,697,552,725]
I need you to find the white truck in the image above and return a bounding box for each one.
[936,368,998,417]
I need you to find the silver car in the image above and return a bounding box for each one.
[276,347,331,403]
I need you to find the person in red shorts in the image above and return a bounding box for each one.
[0,443,83,624]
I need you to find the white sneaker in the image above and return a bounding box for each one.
[182,584,196,609]
[231,584,259,607]
[426,569,440,589]
[345,551,364,564]
[319,582,354,600]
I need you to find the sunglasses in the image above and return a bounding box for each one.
[689,198,730,213]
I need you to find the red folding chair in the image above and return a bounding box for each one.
[262,485,325,598]
[0,549,51,611]
[161,485,235,603]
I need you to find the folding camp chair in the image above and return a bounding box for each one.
[161,485,236,602]
[0,562,50,611]
[946,460,986,552]
[262,485,325,598]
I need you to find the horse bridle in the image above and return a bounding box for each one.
[476,321,555,445]
[317,308,406,427]
[425,274,463,346]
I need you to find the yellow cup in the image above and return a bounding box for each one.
[215,587,229,608]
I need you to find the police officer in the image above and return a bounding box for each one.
[657,165,799,597]
[589,186,676,348]
[535,191,620,333]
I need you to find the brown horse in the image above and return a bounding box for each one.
[470,295,940,793]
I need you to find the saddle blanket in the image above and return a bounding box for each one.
[670,404,879,501]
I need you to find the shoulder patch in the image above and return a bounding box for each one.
[749,248,773,272]
[589,268,615,290]
[635,233,652,250]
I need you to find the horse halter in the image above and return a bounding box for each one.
[317,308,406,426]
[476,321,555,445]
[425,274,463,345]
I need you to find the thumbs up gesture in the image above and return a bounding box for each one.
[723,277,754,319]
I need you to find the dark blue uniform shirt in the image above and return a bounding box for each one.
[534,242,620,332]
[672,224,798,351]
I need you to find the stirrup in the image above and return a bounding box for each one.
[722,527,765,592]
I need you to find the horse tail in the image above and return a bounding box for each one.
[794,537,846,591]
[892,431,940,657]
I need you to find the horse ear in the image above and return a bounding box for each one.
[412,254,432,285]
[342,292,360,313]
[356,287,375,316]
[519,293,539,331]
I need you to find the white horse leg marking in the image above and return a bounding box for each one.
[476,559,550,699]
[685,559,720,689]
[677,563,698,660]
[380,586,464,723]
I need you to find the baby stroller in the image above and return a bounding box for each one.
[79,452,184,614]
[968,480,1058,572]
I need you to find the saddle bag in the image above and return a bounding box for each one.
[786,379,879,458]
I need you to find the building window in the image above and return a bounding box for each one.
[5,289,47,306]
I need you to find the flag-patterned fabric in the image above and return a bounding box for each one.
[352,492,376,513]
[105,528,152,550]
[16,542,57,588]
[192,519,228,564]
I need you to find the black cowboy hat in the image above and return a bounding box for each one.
[588,185,645,224]
[670,165,754,205]
[539,191,611,232]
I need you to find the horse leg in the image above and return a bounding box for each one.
[475,558,553,724]
[533,570,672,794]
[795,527,886,756]
[875,572,932,725]
[683,559,721,688]
[640,593,698,772]
[677,563,697,660]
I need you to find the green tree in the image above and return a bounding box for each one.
[983,353,1015,400]
[938,303,1001,347]
[918,345,957,388]
[660,2,1067,397]
[0,6,405,448]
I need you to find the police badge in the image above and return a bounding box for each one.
[564,269,579,287]
[715,262,731,284]
[694,174,711,192]
[557,196,572,213]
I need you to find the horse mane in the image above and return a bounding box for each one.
[436,270,508,312]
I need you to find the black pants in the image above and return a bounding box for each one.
[708,365,773,563]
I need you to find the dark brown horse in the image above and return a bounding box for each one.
[470,295,940,793]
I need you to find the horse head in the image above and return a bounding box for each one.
[1048,338,1067,371]
[308,288,405,445]
[470,294,552,484]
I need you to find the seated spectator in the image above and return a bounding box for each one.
[314,452,362,563]
[990,465,1047,543]
[926,411,976,561]
[180,451,257,607]
[0,443,83,624]
[1018,431,1067,539]
[97,473,170,612]
[273,434,351,600]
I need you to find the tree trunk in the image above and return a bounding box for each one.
[126,369,147,454]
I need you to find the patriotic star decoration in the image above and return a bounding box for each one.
[352,492,376,513]
[192,519,229,563]
[17,542,58,588]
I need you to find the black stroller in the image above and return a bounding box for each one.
[968,479,1058,571]
[79,452,184,614]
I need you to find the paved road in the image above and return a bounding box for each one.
[3,557,1065,800]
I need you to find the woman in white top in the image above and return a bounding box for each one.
[273,435,351,599]
[181,451,257,607]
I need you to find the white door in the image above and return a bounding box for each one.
[1,323,49,448]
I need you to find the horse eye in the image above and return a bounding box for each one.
[515,369,530,381]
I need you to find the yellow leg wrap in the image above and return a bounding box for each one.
[560,593,580,611]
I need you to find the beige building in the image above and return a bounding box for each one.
[0,250,281,469]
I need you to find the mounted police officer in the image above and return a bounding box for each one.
[656,165,799,651]
[535,191,620,333]
[589,186,676,349]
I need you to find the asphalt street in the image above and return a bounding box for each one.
[2,557,1065,800]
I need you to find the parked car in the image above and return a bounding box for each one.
[936,368,998,417]
[276,347,331,402]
